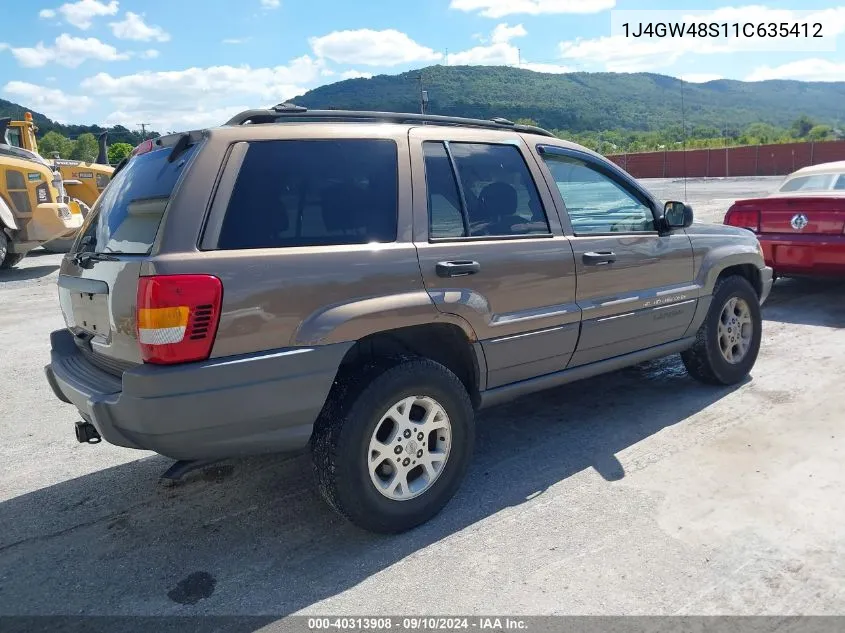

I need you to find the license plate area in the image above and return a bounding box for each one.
[68,290,110,335]
[774,245,815,267]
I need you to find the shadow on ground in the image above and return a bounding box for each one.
[763,276,845,328]
[0,265,59,283]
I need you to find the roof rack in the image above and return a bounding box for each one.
[223,103,556,138]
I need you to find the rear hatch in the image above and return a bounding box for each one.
[58,137,201,374]
[725,197,845,235]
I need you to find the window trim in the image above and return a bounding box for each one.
[424,140,553,243]
[536,144,661,238]
[204,137,401,252]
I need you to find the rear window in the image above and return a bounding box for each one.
[77,143,198,254]
[778,174,835,193]
[217,139,398,250]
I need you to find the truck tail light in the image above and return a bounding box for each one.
[136,275,222,365]
[725,207,760,232]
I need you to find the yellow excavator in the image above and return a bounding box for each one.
[0,119,84,268]
[2,112,114,252]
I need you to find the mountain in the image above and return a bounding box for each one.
[291,66,845,134]
[0,98,152,145]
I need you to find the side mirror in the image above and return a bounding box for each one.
[664,201,694,229]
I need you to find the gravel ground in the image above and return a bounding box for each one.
[1,176,843,620]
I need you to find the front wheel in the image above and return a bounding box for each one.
[681,275,762,385]
[311,358,475,534]
[0,232,25,269]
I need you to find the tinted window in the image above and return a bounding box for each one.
[779,174,834,192]
[7,129,22,148]
[542,154,654,234]
[835,175,845,191]
[425,142,549,239]
[218,139,398,250]
[77,143,199,254]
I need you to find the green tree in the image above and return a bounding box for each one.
[70,133,99,162]
[807,125,833,141]
[38,131,74,158]
[790,115,816,138]
[515,117,539,127]
[108,142,134,164]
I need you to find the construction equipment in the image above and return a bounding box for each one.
[0,118,84,268]
[2,112,114,252]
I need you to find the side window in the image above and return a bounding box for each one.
[541,154,655,234]
[423,141,550,239]
[834,175,845,191]
[218,139,398,250]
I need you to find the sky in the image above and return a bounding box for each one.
[1,0,843,132]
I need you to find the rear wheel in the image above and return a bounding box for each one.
[311,357,475,534]
[681,275,762,385]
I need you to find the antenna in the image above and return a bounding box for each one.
[680,78,688,202]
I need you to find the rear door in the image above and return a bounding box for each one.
[58,140,201,369]
[409,127,579,389]
[533,145,696,367]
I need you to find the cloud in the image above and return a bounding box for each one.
[491,23,527,44]
[681,73,723,83]
[559,6,845,72]
[110,12,170,42]
[260,0,280,8]
[520,62,572,74]
[141,49,159,59]
[309,29,442,66]
[2,81,93,122]
[1,33,129,68]
[746,58,845,82]
[41,0,120,30]
[222,37,251,45]
[81,56,326,130]
[340,70,373,80]
[450,0,614,18]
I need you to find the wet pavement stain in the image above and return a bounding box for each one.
[167,571,217,605]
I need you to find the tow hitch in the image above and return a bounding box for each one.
[74,421,101,444]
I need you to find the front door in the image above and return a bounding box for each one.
[409,127,580,389]
[534,146,697,367]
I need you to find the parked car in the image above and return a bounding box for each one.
[725,160,845,278]
[44,107,772,533]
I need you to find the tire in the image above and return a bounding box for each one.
[311,357,475,534]
[0,232,24,269]
[681,275,762,386]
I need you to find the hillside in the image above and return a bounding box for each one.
[291,66,845,134]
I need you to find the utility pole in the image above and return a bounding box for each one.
[517,48,521,67]
[137,123,151,139]
[418,74,428,115]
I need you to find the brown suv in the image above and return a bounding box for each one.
[44,107,773,533]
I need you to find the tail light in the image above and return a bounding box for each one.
[725,207,760,232]
[136,275,223,365]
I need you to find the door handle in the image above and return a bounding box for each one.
[436,261,481,278]
[583,251,617,266]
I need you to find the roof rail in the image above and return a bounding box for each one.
[223,104,556,138]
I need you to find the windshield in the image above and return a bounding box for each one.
[778,173,837,193]
[76,142,199,255]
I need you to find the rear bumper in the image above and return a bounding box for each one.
[759,234,845,276]
[45,329,351,460]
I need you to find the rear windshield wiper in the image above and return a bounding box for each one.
[71,251,120,269]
